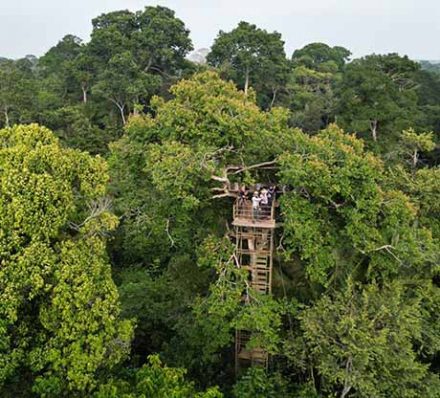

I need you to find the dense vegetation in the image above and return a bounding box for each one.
[0,6,439,397]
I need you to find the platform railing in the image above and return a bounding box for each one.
[233,197,276,222]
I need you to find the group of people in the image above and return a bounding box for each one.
[238,184,276,221]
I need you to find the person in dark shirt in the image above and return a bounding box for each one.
[267,185,276,206]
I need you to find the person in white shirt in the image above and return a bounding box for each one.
[252,192,262,222]
[260,188,269,218]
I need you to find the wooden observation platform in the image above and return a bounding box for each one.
[232,198,277,372]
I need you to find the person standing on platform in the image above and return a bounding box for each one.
[268,185,276,206]
[238,185,248,217]
[252,191,262,222]
[260,188,269,217]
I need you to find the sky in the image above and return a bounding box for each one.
[1,0,439,60]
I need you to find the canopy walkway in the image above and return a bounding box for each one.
[232,197,277,372]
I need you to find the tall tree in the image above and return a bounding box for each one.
[0,59,36,127]
[336,54,420,147]
[207,21,289,108]
[92,51,158,124]
[288,43,350,132]
[0,124,133,396]
[298,280,440,397]
[89,6,193,122]
[38,35,84,104]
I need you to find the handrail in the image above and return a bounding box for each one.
[233,194,276,223]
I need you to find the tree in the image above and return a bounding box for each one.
[96,355,222,398]
[288,43,350,132]
[336,54,420,147]
[39,34,82,76]
[73,50,95,104]
[108,71,293,385]
[132,6,193,75]
[414,68,440,140]
[292,43,350,71]
[400,128,436,169]
[87,7,193,125]
[207,21,289,108]
[109,70,291,266]
[232,368,292,398]
[278,125,435,286]
[38,35,84,105]
[93,51,159,124]
[0,124,133,396]
[298,280,440,397]
[0,59,36,127]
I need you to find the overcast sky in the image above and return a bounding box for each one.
[1,0,439,60]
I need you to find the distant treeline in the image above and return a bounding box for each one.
[0,7,439,158]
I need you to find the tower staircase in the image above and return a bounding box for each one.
[232,197,277,372]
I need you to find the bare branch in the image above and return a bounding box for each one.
[211,175,230,183]
[230,160,278,175]
[69,197,112,231]
[212,193,236,199]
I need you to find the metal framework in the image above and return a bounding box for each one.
[232,198,277,373]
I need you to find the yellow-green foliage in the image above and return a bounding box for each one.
[0,124,133,396]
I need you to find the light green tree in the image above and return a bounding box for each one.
[278,125,435,286]
[400,128,436,168]
[95,355,222,398]
[109,70,292,266]
[298,280,440,398]
[0,124,133,396]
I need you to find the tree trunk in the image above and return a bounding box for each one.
[133,97,140,116]
[115,103,126,125]
[244,67,250,96]
[341,356,353,398]
[412,149,418,168]
[81,83,88,104]
[144,57,153,73]
[4,106,9,127]
[341,385,352,398]
[269,88,278,109]
[370,119,378,142]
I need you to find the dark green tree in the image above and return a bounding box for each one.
[0,59,36,127]
[336,54,420,148]
[288,43,350,132]
[207,21,289,108]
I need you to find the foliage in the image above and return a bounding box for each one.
[337,53,421,148]
[0,58,36,126]
[207,21,289,108]
[109,70,291,266]
[0,124,133,396]
[2,7,440,398]
[298,280,440,397]
[279,125,435,286]
[95,355,222,398]
[233,367,291,398]
[400,128,436,168]
[288,43,350,132]
[88,6,193,123]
